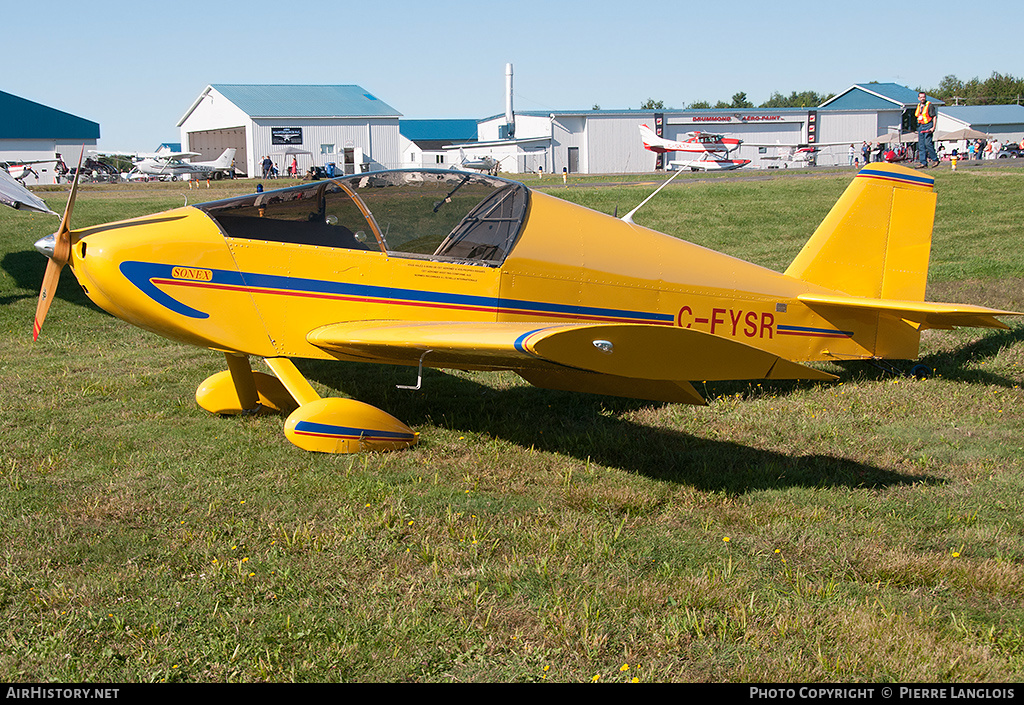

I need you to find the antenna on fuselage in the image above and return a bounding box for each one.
[620,167,685,225]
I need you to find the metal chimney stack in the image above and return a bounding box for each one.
[505,63,515,139]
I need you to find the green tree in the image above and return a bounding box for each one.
[640,98,665,110]
[926,72,1024,105]
[730,92,753,108]
[759,90,833,108]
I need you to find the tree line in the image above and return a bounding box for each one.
[929,73,1024,105]
[638,90,833,111]
[635,72,1023,110]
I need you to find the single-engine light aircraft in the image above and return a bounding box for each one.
[127,148,237,181]
[10,160,1019,453]
[639,124,751,171]
[2,157,62,184]
[452,149,503,176]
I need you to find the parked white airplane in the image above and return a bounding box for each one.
[127,148,236,180]
[1,158,61,184]
[451,149,502,175]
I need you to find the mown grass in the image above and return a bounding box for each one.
[1,167,1024,682]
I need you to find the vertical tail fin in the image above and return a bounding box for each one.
[785,163,937,301]
[214,149,237,168]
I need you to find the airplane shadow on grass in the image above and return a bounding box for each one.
[299,358,930,494]
[1,249,103,312]
[827,323,1024,389]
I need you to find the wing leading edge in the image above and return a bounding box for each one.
[0,169,56,215]
[306,321,836,405]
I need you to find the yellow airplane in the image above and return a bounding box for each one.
[16,161,1019,453]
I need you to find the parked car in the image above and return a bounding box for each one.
[996,145,1023,158]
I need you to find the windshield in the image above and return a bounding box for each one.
[197,169,530,266]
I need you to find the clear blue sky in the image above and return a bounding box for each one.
[8,0,1021,151]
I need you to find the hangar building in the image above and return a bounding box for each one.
[399,119,478,169]
[177,84,403,178]
[442,82,951,175]
[448,107,834,174]
[818,82,944,145]
[0,89,100,185]
[936,105,1024,146]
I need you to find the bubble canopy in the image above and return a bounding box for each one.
[197,170,530,266]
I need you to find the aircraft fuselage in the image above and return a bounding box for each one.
[66,170,922,374]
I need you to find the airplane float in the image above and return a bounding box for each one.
[639,124,751,171]
[3,152,1018,454]
[124,148,237,181]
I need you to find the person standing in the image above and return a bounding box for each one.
[915,92,939,168]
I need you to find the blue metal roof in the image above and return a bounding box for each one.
[211,84,401,118]
[0,90,100,140]
[820,83,943,110]
[399,119,478,142]
[940,105,1024,126]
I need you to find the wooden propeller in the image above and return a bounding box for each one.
[33,148,83,341]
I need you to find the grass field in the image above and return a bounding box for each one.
[2,167,1024,683]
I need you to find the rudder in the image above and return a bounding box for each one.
[785,164,937,301]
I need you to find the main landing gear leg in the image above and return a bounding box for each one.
[196,354,418,453]
[195,352,294,416]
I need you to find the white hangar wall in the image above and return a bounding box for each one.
[247,119,402,174]
[816,109,902,153]
[579,115,657,174]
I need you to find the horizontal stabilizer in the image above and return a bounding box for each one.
[307,321,835,395]
[798,293,1019,331]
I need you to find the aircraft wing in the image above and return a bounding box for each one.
[798,293,1020,331]
[0,168,57,215]
[742,141,850,149]
[307,321,835,404]
[159,152,201,160]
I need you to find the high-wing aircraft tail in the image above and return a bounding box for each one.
[639,124,667,153]
[785,163,1017,359]
[210,149,236,168]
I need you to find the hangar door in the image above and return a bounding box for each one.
[188,127,246,176]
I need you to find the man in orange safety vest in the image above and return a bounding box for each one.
[915,92,939,168]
